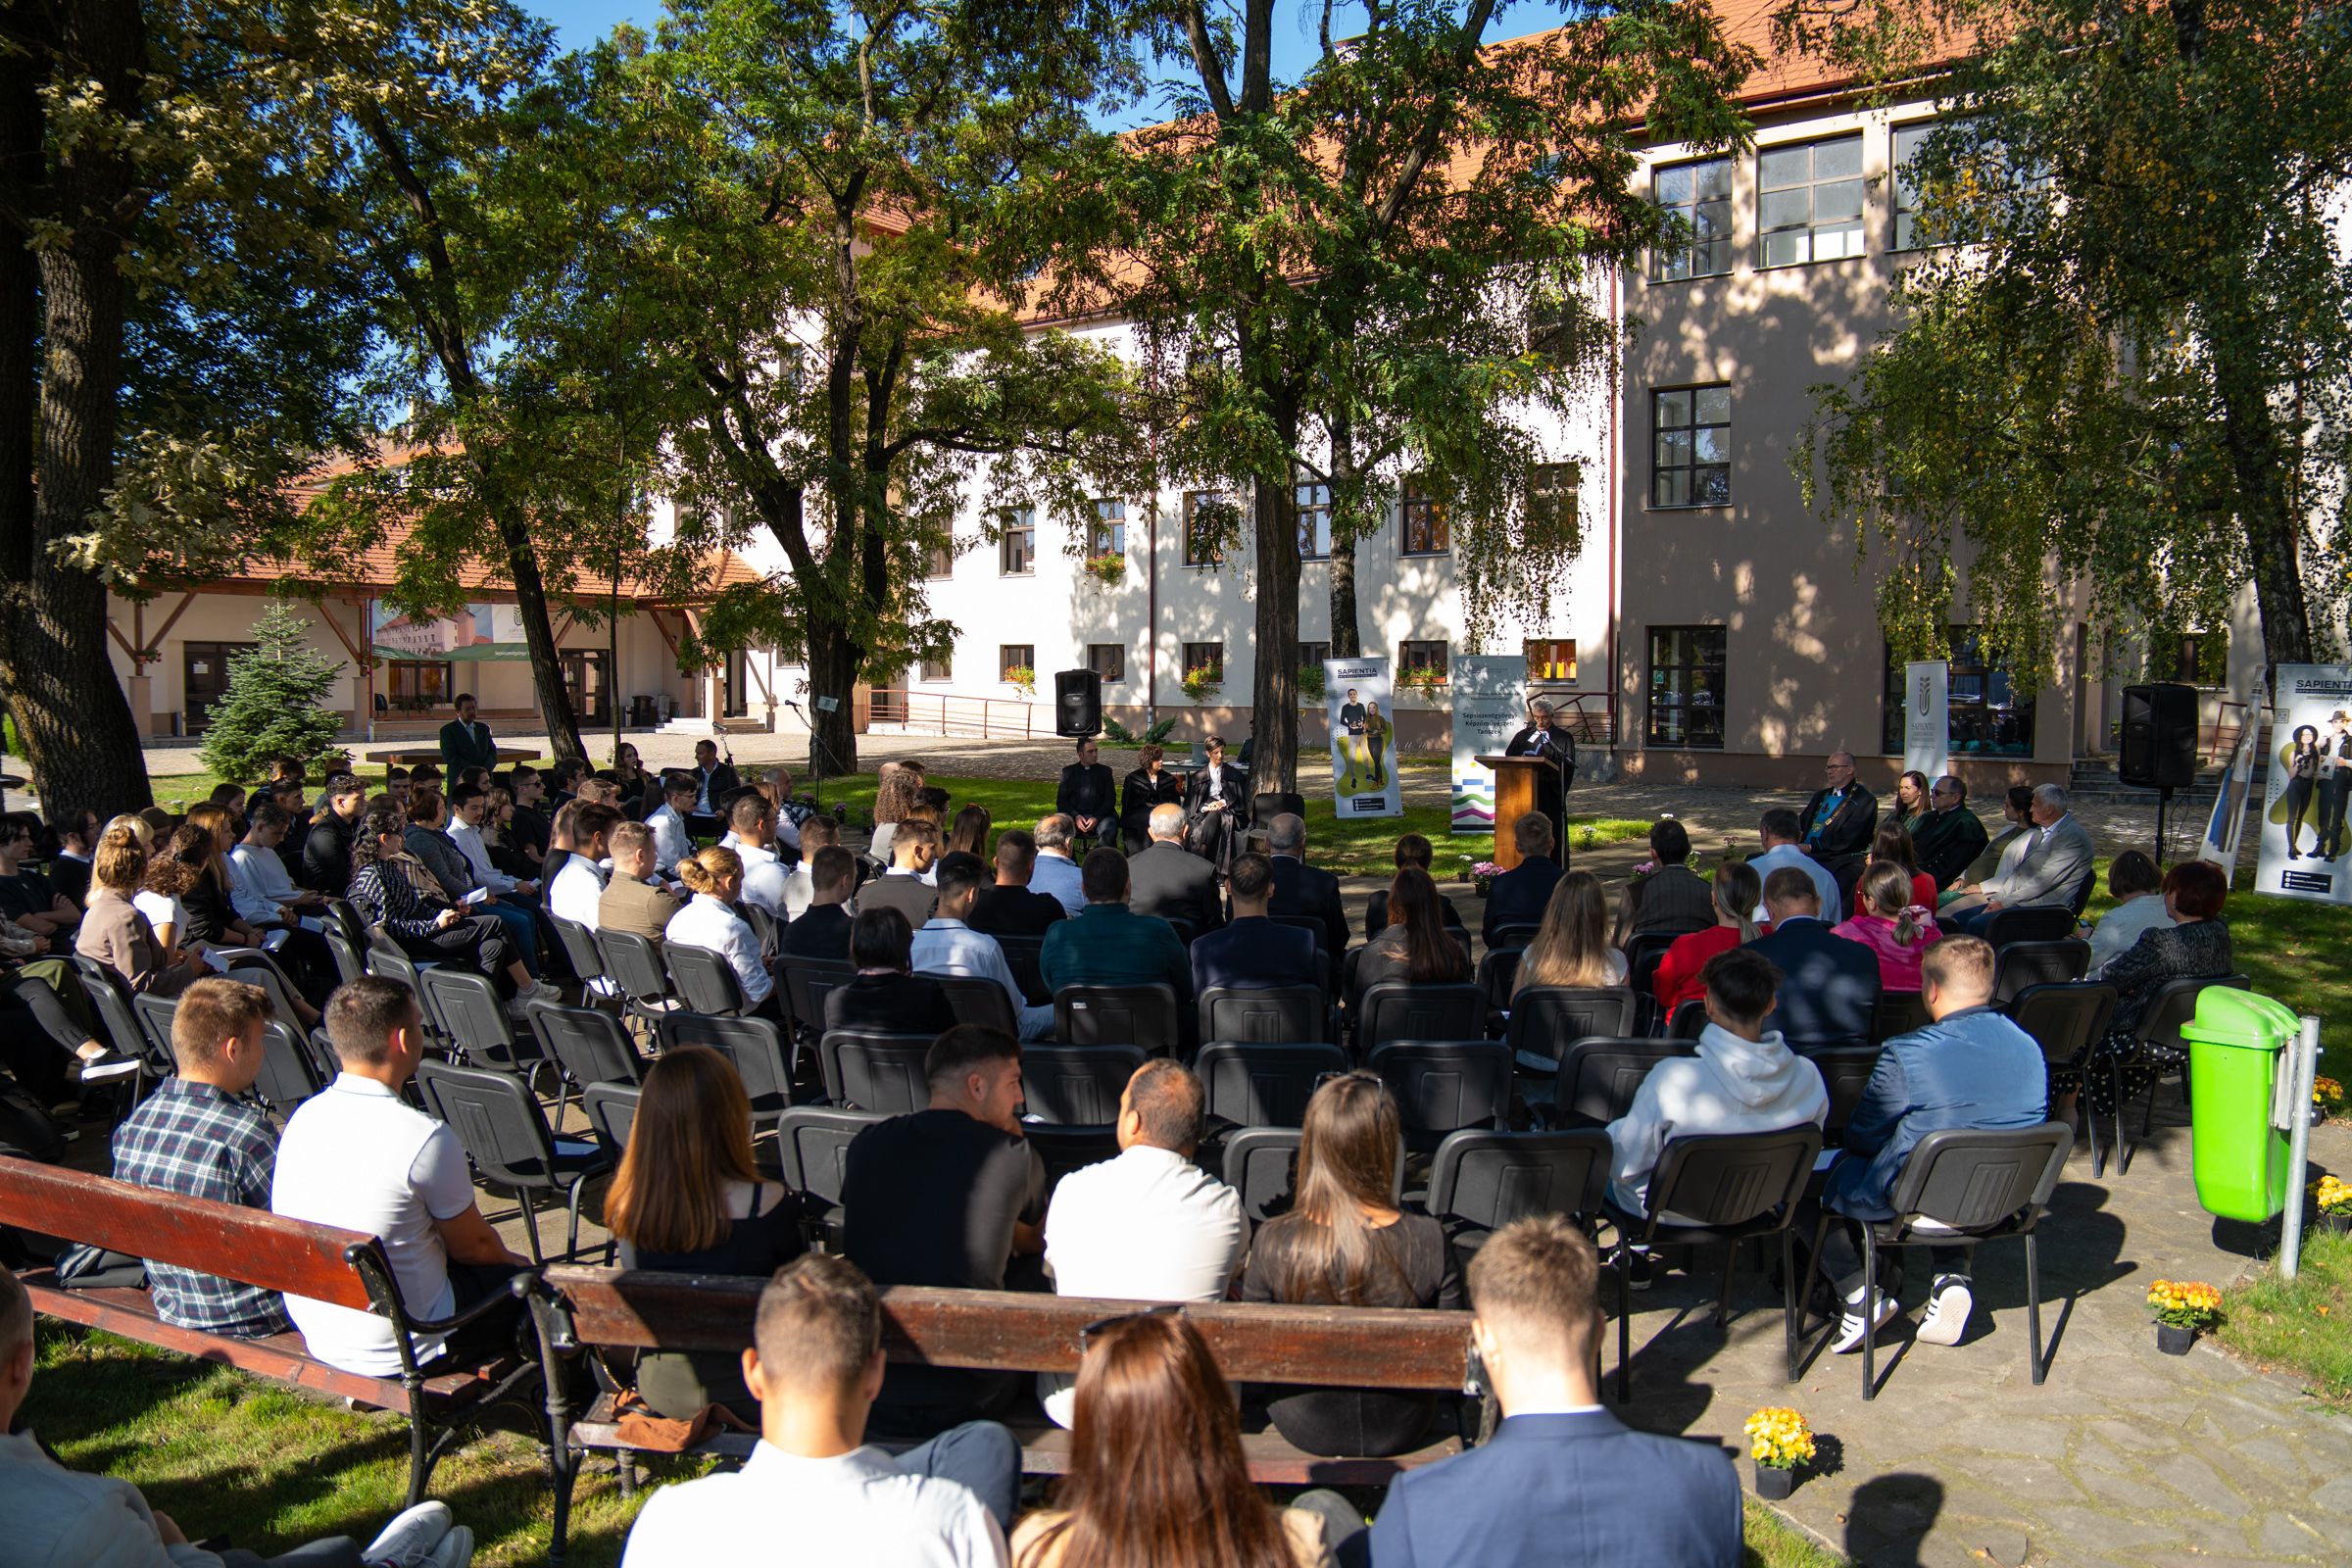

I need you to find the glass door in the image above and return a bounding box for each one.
[562,649,611,727]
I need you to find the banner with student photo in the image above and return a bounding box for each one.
[369,601,531,662]
[2255,664,2352,906]
[1325,657,1402,819]
[1450,655,1527,833]
[2198,678,2264,874]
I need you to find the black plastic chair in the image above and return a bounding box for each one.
[1983,906,2076,950]
[131,992,185,1073]
[1991,940,2091,1006]
[1427,1128,1612,1249]
[1811,1122,2074,1399]
[594,928,681,1025]
[1193,1042,1350,1129]
[777,1105,889,1250]
[1622,930,1689,999]
[1354,982,1488,1055]
[2116,972,2250,1173]
[526,1000,645,1090]
[1024,1122,1122,1195]
[1487,923,1541,951]
[933,974,1018,1036]
[216,950,310,1029]
[2007,982,2118,1172]
[661,1012,795,1132]
[1054,983,1181,1055]
[995,935,1050,1007]
[364,943,452,1049]
[1163,916,1199,951]
[1546,1036,1698,1130]
[580,1080,641,1162]
[1872,991,1932,1045]
[419,966,538,1074]
[1602,1124,1822,1400]
[415,1056,609,1264]
[666,943,748,1016]
[74,956,166,1081]
[1473,947,1522,1014]
[1020,1044,1147,1125]
[1666,997,1708,1039]
[818,1029,935,1113]
[1222,1124,1403,1228]
[1809,1046,1883,1136]
[1506,987,1644,1077]
[322,928,368,986]
[777,955,857,1038]
[549,916,607,986]
[1198,985,1326,1046]
[1368,1039,1512,1149]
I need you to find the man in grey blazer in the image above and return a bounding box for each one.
[1949,784,2094,935]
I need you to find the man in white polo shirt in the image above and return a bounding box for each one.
[1034,1059,1242,1427]
[716,792,789,918]
[272,976,529,1376]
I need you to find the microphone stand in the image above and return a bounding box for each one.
[785,698,846,810]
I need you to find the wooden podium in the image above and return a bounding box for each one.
[1477,754,1558,869]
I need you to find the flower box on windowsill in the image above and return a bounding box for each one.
[1182,666,1223,706]
[1082,555,1126,587]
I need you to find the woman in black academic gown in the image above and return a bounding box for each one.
[1119,743,1187,855]
[1183,734,1252,875]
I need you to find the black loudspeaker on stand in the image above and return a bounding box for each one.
[1054,669,1102,738]
[2121,682,2200,855]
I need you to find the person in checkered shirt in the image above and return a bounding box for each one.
[108,976,292,1338]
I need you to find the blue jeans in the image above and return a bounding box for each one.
[483,895,541,978]
[1946,902,2000,938]
[890,1420,1020,1532]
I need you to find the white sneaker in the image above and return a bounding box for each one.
[1917,1275,1973,1347]
[364,1501,453,1568]
[1831,1289,1900,1353]
[425,1525,473,1568]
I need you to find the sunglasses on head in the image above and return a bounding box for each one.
[1079,1301,1182,1347]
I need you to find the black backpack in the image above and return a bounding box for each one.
[0,1078,67,1163]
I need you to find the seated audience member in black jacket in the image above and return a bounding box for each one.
[822,906,960,1037]
[1743,866,1883,1051]
[1191,852,1320,996]
[301,776,369,894]
[1796,752,1879,861]
[1054,737,1118,852]
[1481,812,1565,944]
[966,829,1068,939]
[776,846,858,961]
[1911,774,1991,891]
[1126,802,1226,937]
[1363,834,1464,941]
[1265,812,1348,971]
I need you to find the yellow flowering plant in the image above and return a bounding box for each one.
[2312,1175,2352,1216]
[2315,1077,2347,1121]
[2146,1279,2222,1329]
[1745,1406,1815,1471]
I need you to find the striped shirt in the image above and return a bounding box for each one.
[111,1078,291,1336]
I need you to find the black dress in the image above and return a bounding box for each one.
[1240,1212,1462,1456]
[620,1186,806,1420]
[1119,766,1186,855]
[2060,918,2233,1115]
[1183,762,1252,875]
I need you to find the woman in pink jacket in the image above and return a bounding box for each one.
[1832,860,1941,992]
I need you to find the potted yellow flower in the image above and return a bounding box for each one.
[2312,1174,2352,1237]
[2146,1279,2221,1355]
[1744,1406,1814,1500]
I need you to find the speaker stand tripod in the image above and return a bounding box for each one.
[2154,783,2174,860]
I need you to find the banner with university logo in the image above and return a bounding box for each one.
[1450,655,1527,834]
[1325,658,1402,819]
[2255,665,2352,906]
[1902,662,1949,782]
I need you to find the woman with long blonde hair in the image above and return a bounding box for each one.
[1513,869,1626,996]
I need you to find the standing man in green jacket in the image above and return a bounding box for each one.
[439,693,499,778]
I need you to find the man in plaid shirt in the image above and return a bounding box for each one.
[109,976,292,1337]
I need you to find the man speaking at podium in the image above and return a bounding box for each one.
[1502,698,1578,846]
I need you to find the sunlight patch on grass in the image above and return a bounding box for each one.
[2217,1226,2352,1407]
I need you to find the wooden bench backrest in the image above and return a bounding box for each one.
[1,1160,376,1313]
[545,1267,1472,1392]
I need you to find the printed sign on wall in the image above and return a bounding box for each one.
[369,601,531,662]
[2255,664,2352,906]
[1325,658,1402,819]
[1450,656,1527,834]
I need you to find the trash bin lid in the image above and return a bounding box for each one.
[2179,987,2302,1050]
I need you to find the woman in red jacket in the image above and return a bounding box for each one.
[1652,860,1763,1013]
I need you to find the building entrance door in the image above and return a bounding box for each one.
[183,642,257,734]
[562,650,612,728]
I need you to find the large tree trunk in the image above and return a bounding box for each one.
[1250,400,1304,794]
[2210,327,2312,671]
[493,500,585,763]
[1327,403,1361,658]
[803,608,861,779]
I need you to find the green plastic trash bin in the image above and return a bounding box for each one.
[2180,989,2304,1223]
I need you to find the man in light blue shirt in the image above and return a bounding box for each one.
[1026,814,1087,915]
[717,794,790,918]
[1744,807,1838,921]
[911,854,1054,1040]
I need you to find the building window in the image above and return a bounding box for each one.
[1183,642,1224,679]
[999,509,1035,575]
[385,660,456,712]
[1184,490,1237,566]
[1647,627,1726,750]
[1881,628,2036,756]
[1000,644,1035,682]
[1759,134,1865,267]
[1089,500,1125,559]
[1525,639,1577,683]
[1298,641,1330,671]
[919,657,951,682]
[2167,631,2228,688]
[1399,641,1447,678]
[1296,482,1332,560]
[1528,463,1578,546]
[1400,480,1449,556]
[1652,386,1731,508]
[1892,122,1936,251]
[1653,157,1735,280]
[926,538,955,578]
[1087,643,1125,684]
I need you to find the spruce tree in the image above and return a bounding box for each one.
[196,602,348,783]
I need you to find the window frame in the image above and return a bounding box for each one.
[1650,155,1736,282]
[1296,482,1333,561]
[1399,478,1450,557]
[1528,462,1579,544]
[1891,121,1939,253]
[385,660,457,712]
[1646,626,1728,751]
[1086,643,1126,684]
[1088,499,1126,561]
[919,656,952,682]
[1650,385,1732,510]
[1183,490,1236,567]
[1880,628,2038,757]
[1297,640,1330,672]
[1398,640,1448,678]
[1757,132,1867,269]
[1524,638,1578,684]
[925,538,955,579]
[1182,641,1225,680]
[1000,644,1036,683]
[999,508,1036,576]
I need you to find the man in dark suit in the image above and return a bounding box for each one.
[1353,1214,1741,1568]
[778,846,858,960]
[1618,818,1714,940]
[1126,803,1225,938]
[690,738,741,818]
[821,906,961,1036]
[1054,737,1118,854]
[858,818,940,930]
[1264,813,1346,981]
[1192,853,1319,996]
[1910,775,1990,891]
[968,829,1068,939]
[300,775,369,894]
[1500,698,1579,846]
[1796,751,1878,861]
[1744,866,1882,1051]
[437,692,499,778]
[1481,813,1563,945]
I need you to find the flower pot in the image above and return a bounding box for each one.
[2318,1212,2352,1237]
[1753,1462,1796,1500]
[2156,1322,2196,1355]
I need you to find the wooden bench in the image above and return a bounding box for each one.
[362,747,545,767]
[0,1160,561,1519]
[533,1265,1479,1561]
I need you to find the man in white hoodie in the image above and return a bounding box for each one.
[1605,948,1828,1287]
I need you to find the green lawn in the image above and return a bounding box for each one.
[24,1323,1841,1567]
[2219,1225,2352,1408]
